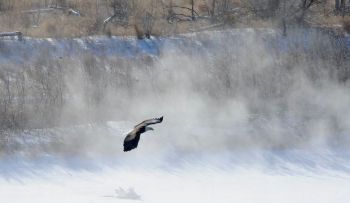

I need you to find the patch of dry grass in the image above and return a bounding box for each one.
[0,0,348,38]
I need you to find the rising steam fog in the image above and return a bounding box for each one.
[0,29,350,156]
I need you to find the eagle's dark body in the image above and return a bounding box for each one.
[123,116,163,152]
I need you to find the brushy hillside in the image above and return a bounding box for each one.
[0,0,349,38]
[0,29,349,132]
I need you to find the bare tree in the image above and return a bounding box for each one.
[271,0,322,35]
[142,12,154,39]
[166,0,200,23]
[296,0,321,22]
[191,0,195,20]
[248,0,281,18]
[103,0,129,29]
[336,0,349,16]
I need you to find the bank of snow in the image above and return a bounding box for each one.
[1,160,350,203]
[1,28,348,65]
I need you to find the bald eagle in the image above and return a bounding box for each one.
[123,116,163,152]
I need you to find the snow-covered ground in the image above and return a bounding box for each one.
[0,28,350,202]
[0,121,350,203]
[1,28,348,65]
[1,163,350,203]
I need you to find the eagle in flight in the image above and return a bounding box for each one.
[123,116,163,152]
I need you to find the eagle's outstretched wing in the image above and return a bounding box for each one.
[134,116,163,128]
[123,116,163,152]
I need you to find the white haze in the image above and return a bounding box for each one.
[53,29,350,153]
